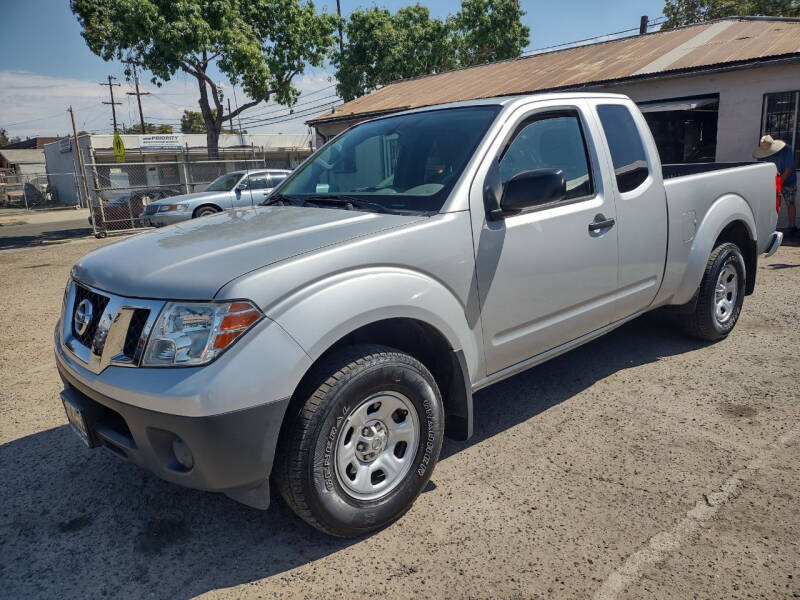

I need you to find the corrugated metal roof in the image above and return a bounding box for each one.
[310,17,800,125]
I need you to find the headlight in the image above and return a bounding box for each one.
[158,203,187,213]
[142,301,262,366]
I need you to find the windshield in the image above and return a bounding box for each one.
[205,172,242,192]
[278,106,501,213]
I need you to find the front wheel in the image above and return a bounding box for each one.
[274,345,444,537]
[684,242,746,341]
[193,206,220,218]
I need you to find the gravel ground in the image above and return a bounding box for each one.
[0,233,798,599]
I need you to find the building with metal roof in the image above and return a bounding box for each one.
[0,149,46,174]
[309,16,800,226]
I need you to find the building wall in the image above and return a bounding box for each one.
[599,62,800,163]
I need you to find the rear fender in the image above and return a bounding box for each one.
[671,194,756,305]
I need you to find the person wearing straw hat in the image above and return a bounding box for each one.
[754,135,797,238]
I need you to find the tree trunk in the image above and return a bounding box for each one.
[205,126,220,159]
[197,77,221,159]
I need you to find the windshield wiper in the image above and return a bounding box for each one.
[302,194,409,215]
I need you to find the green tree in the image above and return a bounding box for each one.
[334,1,529,102]
[71,0,337,157]
[0,128,10,147]
[662,0,799,28]
[121,122,174,134]
[180,109,241,134]
[452,0,530,66]
[335,5,456,102]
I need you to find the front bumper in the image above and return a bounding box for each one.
[57,361,288,509]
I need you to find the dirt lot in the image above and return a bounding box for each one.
[1,230,798,599]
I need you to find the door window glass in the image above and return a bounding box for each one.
[499,113,594,200]
[597,104,650,193]
[246,175,268,190]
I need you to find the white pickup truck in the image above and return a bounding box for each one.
[56,93,782,537]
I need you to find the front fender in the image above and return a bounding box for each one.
[672,193,756,305]
[265,267,481,382]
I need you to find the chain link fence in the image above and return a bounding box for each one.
[83,158,271,236]
[0,171,82,211]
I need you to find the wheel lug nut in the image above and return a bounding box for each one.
[362,427,371,436]
[356,442,366,451]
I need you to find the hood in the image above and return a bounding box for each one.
[72,206,424,299]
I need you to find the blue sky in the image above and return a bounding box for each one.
[0,0,666,137]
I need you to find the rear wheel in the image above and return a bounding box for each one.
[684,242,746,341]
[194,205,220,218]
[274,345,444,537]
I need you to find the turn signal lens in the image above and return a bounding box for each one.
[776,174,782,214]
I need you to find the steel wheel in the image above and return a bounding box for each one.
[714,263,738,324]
[334,391,420,501]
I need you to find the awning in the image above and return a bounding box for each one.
[638,97,718,113]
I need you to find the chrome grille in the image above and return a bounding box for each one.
[61,280,164,374]
[122,308,151,360]
[72,284,110,347]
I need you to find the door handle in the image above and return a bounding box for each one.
[588,217,615,232]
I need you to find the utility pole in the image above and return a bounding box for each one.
[227,98,235,133]
[125,63,150,134]
[100,75,122,132]
[336,0,344,56]
[68,105,91,209]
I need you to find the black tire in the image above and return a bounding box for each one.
[274,344,444,537]
[194,206,220,218]
[684,242,746,341]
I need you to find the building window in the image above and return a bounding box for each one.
[638,95,719,164]
[762,91,800,170]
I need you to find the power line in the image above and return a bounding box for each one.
[521,17,666,56]
[242,100,342,128]
[239,94,341,123]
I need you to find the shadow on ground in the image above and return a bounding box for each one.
[0,314,705,598]
[0,225,93,250]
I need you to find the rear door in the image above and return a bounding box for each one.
[590,101,668,320]
[244,173,270,206]
[473,101,620,374]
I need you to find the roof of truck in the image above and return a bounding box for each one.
[310,16,800,126]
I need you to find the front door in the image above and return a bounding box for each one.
[474,104,620,374]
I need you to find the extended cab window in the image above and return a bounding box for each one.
[597,104,650,193]
[499,112,594,200]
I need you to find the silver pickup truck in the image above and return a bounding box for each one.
[56,93,782,537]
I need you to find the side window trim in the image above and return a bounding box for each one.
[496,107,597,208]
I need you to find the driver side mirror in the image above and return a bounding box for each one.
[486,165,566,219]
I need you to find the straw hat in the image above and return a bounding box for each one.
[753,135,786,159]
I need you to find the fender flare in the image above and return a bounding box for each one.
[671,194,756,306]
[266,267,480,440]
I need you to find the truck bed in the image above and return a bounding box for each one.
[662,162,755,179]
